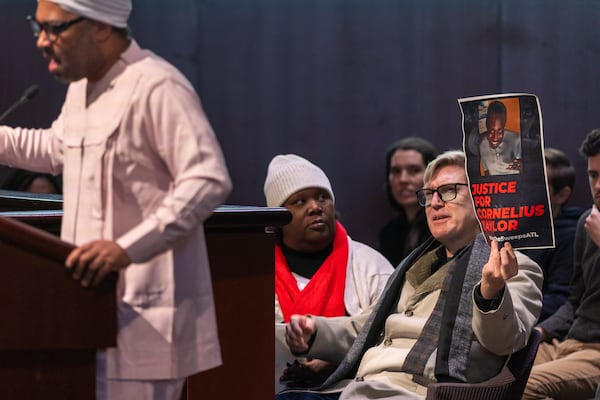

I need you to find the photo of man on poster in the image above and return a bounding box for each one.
[479,100,522,176]
[459,93,553,250]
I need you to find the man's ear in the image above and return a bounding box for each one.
[556,185,572,206]
[91,20,112,42]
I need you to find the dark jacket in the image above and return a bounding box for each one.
[378,208,431,267]
[523,206,585,322]
[538,208,600,342]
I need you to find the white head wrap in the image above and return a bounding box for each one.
[45,0,132,28]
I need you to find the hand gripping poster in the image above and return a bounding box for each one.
[458,93,554,250]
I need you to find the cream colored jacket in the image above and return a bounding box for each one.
[306,251,542,396]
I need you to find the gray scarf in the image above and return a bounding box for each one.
[318,234,490,389]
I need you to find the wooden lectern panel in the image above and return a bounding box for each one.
[0,215,116,350]
[0,240,116,350]
[183,230,275,400]
[0,214,117,400]
[0,350,96,399]
[181,206,290,400]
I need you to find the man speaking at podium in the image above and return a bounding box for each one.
[0,0,232,399]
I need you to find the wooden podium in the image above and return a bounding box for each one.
[182,206,290,400]
[0,211,117,399]
[0,191,291,400]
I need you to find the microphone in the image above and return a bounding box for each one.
[0,84,40,123]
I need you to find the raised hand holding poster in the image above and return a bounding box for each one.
[459,93,554,249]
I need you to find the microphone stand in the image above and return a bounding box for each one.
[0,84,40,123]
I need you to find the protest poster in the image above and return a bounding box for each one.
[458,93,554,250]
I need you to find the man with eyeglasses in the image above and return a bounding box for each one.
[277,150,542,400]
[0,1,231,399]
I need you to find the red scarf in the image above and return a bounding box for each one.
[275,221,349,322]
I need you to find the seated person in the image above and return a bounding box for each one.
[0,167,61,194]
[278,150,542,400]
[479,100,522,176]
[522,147,584,322]
[264,154,393,390]
[524,130,600,400]
[379,137,438,267]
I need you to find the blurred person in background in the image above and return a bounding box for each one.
[379,137,438,266]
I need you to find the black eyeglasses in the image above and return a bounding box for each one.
[416,183,469,207]
[26,15,86,43]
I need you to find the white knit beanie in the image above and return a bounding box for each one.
[45,0,132,28]
[264,154,335,207]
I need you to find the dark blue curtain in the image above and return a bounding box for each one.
[1,0,597,247]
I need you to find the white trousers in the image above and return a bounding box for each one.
[96,351,185,400]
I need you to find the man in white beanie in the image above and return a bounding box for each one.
[265,154,393,391]
[0,1,232,399]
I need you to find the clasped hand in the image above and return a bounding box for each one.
[285,315,317,354]
[506,159,522,172]
[65,240,131,287]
